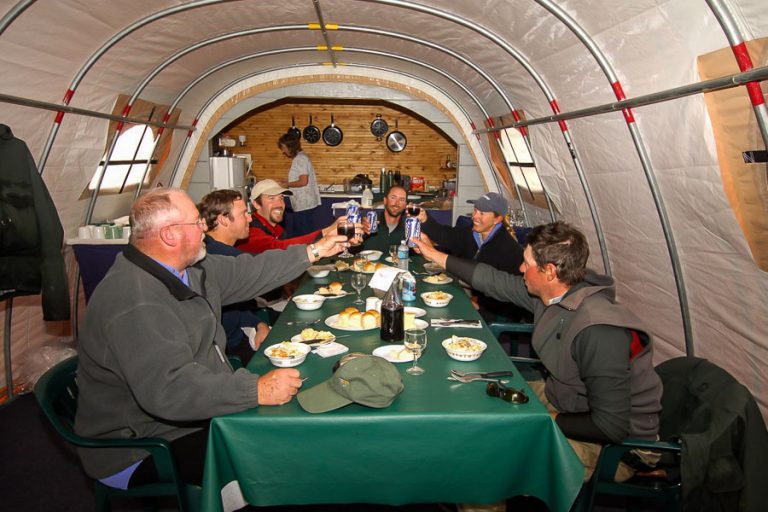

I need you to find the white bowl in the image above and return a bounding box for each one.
[360,250,383,261]
[292,294,326,311]
[265,342,311,367]
[307,266,331,278]
[421,292,453,308]
[441,337,487,362]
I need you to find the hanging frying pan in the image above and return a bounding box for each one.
[386,119,407,152]
[287,116,301,139]
[303,114,321,144]
[322,114,343,147]
[370,113,388,141]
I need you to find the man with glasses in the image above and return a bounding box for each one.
[74,188,346,491]
[197,189,271,364]
[414,221,662,482]
[358,185,408,252]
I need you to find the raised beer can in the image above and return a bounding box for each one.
[345,203,360,219]
[366,210,379,233]
[405,217,421,247]
[348,212,362,224]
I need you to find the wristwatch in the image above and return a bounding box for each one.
[309,244,321,260]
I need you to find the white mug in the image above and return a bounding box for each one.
[90,225,105,239]
[77,226,91,239]
[122,226,131,239]
[366,297,382,313]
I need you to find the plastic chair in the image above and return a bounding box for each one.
[487,321,546,381]
[34,356,201,512]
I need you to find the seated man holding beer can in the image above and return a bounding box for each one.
[358,185,409,252]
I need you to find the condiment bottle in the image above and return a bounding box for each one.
[380,279,404,342]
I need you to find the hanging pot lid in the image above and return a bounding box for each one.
[386,119,407,152]
[303,114,321,144]
[370,113,389,140]
[287,116,301,138]
[322,114,343,147]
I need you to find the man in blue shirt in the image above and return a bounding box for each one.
[198,189,270,364]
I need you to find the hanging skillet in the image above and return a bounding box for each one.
[386,118,407,152]
[370,113,388,141]
[287,116,301,139]
[303,114,321,144]
[322,114,343,147]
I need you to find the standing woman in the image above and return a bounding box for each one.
[278,132,322,236]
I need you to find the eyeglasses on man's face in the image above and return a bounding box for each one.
[165,218,207,230]
[486,381,529,404]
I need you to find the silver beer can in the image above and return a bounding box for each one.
[366,210,379,233]
[405,217,421,247]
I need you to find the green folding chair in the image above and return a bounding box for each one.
[34,356,201,512]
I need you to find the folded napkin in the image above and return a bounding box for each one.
[312,342,349,358]
[241,327,258,350]
[331,199,360,209]
[430,319,482,329]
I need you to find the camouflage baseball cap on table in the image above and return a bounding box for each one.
[297,354,404,413]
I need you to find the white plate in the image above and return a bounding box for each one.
[314,290,348,299]
[373,344,414,363]
[422,276,453,285]
[404,307,427,318]
[290,333,336,343]
[324,314,379,331]
[408,318,429,330]
[385,256,408,264]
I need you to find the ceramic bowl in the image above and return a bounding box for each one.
[292,294,326,311]
[360,250,383,261]
[307,266,331,278]
[265,342,311,367]
[421,291,453,308]
[441,337,487,362]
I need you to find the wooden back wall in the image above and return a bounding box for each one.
[219,99,457,189]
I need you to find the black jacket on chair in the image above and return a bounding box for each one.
[656,357,768,512]
[0,124,70,320]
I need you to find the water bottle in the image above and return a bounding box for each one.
[397,240,409,271]
[400,272,417,302]
[361,185,374,208]
[380,279,404,342]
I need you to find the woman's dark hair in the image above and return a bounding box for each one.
[197,189,243,231]
[525,221,589,286]
[278,132,302,157]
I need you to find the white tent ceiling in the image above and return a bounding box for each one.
[1,0,767,416]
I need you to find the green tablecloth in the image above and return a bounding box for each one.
[202,257,583,512]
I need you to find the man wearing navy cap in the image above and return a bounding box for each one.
[417,192,526,322]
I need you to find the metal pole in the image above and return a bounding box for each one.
[312,0,338,67]
[0,92,193,131]
[706,0,768,149]
[482,66,768,132]
[0,0,35,36]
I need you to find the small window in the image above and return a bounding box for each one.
[88,125,157,193]
[498,127,544,200]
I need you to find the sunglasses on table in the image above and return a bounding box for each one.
[486,380,529,404]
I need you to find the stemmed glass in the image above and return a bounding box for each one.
[337,220,355,258]
[405,203,421,217]
[350,273,367,305]
[404,329,427,375]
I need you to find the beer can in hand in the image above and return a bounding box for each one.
[345,203,360,220]
[405,217,421,247]
[366,210,379,233]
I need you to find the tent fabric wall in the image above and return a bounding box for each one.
[0,0,766,418]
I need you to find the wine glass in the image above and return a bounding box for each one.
[405,203,421,217]
[388,244,400,264]
[404,329,427,375]
[337,220,355,258]
[350,273,367,305]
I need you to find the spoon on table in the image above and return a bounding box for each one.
[285,318,322,326]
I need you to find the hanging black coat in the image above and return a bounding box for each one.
[0,124,70,320]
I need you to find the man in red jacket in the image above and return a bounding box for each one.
[236,179,344,254]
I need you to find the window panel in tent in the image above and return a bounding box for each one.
[499,127,544,196]
[87,125,156,192]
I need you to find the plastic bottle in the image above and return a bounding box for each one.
[380,279,404,342]
[361,185,374,208]
[400,271,417,302]
[397,240,409,271]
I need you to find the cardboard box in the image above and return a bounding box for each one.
[411,176,425,191]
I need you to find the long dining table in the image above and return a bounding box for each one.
[202,255,584,512]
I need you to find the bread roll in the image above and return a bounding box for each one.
[349,312,363,328]
[404,312,416,329]
[366,309,381,322]
[317,286,329,295]
[344,306,359,314]
[361,312,377,329]
[337,310,351,327]
[364,262,375,272]
[329,281,343,293]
